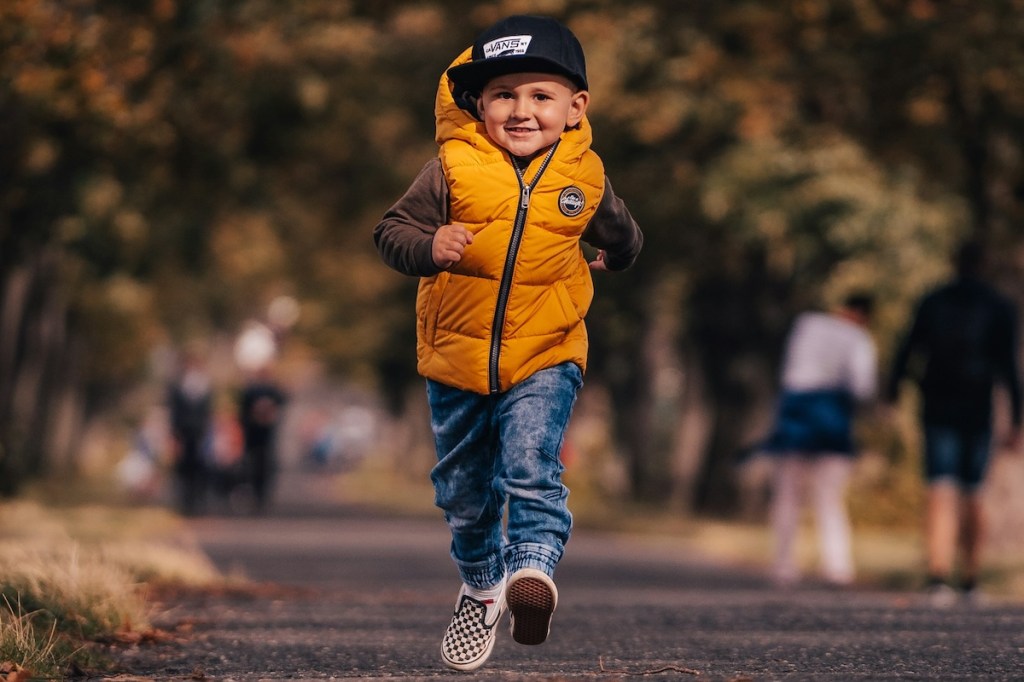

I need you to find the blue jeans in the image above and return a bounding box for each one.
[923,424,992,491]
[427,362,582,589]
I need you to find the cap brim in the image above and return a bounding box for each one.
[447,56,586,96]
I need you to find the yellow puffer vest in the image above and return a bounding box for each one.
[417,48,605,394]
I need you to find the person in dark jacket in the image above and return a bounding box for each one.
[886,240,1022,604]
[168,352,213,516]
[238,369,287,514]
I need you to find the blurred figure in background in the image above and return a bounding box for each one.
[238,367,287,514]
[207,398,245,512]
[116,410,164,502]
[886,241,1022,605]
[761,294,878,588]
[168,350,214,516]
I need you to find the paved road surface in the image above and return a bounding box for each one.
[119,470,1024,680]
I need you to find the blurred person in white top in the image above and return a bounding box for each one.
[761,294,877,587]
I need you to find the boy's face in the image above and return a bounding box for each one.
[476,72,589,159]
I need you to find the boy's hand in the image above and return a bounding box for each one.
[432,224,474,269]
[589,250,609,272]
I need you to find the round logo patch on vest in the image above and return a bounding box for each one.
[558,186,586,217]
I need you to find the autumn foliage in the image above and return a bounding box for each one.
[2,0,1024,511]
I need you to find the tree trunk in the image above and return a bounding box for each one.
[944,65,991,242]
[667,349,713,513]
[0,251,78,495]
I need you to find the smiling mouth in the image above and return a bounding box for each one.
[506,127,537,134]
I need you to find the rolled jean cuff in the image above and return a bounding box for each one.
[504,542,562,577]
[455,553,506,589]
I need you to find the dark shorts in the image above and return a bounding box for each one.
[923,425,992,490]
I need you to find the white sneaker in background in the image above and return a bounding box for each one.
[927,581,958,609]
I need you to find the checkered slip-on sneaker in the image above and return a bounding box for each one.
[506,568,558,645]
[440,585,505,671]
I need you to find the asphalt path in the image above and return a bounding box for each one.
[118,471,1024,681]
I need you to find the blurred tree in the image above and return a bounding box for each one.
[1,0,165,490]
[688,134,963,511]
[575,0,1022,512]
[1,0,1021,516]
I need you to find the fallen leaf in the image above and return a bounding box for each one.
[7,667,33,682]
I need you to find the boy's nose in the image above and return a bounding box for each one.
[511,98,531,118]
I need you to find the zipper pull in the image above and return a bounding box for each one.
[520,184,531,209]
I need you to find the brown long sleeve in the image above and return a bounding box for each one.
[373,159,449,277]
[582,176,643,271]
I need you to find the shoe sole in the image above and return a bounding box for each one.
[507,575,555,645]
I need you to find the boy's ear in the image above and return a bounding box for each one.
[566,90,589,128]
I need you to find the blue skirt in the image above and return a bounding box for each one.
[761,389,856,456]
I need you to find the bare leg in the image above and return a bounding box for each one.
[926,481,959,582]
[959,492,985,587]
[811,455,855,585]
[771,456,804,586]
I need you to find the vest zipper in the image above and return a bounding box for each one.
[488,142,560,394]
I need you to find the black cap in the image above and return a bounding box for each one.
[447,15,588,100]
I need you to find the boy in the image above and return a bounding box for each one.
[373,14,642,671]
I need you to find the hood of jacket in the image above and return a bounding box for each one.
[434,47,595,165]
